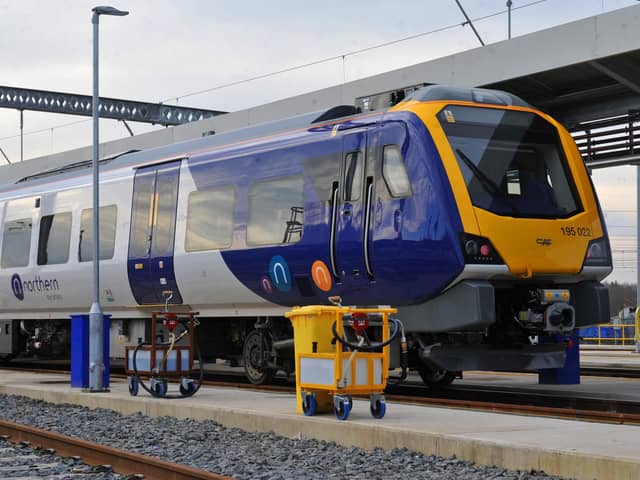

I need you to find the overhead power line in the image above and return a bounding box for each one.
[161,0,546,104]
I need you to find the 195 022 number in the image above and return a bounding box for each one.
[560,226,592,237]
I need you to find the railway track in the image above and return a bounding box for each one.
[0,437,110,479]
[385,383,640,424]
[580,366,640,378]
[0,419,232,480]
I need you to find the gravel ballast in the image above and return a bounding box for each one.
[0,394,568,480]
[0,437,125,479]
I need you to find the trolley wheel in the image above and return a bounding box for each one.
[333,395,352,421]
[370,396,386,419]
[179,379,196,396]
[302,392,317,416]
[151,379,168,397]
[243,329,274,385]
[128,377,139,396]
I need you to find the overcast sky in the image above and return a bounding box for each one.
[0,0,638,283]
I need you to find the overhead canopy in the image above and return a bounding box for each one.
[484,50,640,169]
[485,50,640,126]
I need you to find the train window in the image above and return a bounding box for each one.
[247,176,305,246]
[343,152,363,201]
[79,205,117,262]
[1,218,32,268]
[438,105,582,218]
[186,186,235,251]
[37,212,72,265]
[301,152,340,202]
[131,173,155,258]
[382,145,412,198]
[154,173,178,256]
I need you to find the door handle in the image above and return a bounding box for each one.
[341,202,353,217]
[363,179,374,279]
[394,210,403,232]
[329,183,340,279]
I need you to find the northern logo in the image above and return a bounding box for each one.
[536,238,552,246]
[11,273,24,301]
[10,273,60,301]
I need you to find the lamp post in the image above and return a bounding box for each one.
[89,5,128,392]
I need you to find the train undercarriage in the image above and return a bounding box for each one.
[0,278,607,387]
[0,311,577,389]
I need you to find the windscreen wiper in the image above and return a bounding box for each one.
[455,148,520,213]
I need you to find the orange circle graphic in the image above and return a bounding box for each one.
[311,260,332,292]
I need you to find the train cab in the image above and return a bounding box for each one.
[392,86,611,382]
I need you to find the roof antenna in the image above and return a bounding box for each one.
[454,0,485,46]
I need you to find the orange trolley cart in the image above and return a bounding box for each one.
[285,304,399,420]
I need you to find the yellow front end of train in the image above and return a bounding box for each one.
[396,99,609,279]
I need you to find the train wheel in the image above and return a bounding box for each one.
[243,330,274,385]
[416,365,456,388]
[0,354,16,363]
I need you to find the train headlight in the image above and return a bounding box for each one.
[459,233,504,265]
[582,237,611,268]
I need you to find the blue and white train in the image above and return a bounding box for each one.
[0,85,611,385]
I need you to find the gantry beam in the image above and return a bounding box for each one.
[0,85,225,126]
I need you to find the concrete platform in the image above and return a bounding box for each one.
[0,370,639,480]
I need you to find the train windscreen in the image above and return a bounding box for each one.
[438,105,582,218]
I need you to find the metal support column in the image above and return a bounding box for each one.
[635,112,640,353]
[19,110,23,162]
[507,0,513,39]
[636,164,640,353]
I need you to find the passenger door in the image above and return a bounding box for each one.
[330,129,376,283]
[127,160,183,305]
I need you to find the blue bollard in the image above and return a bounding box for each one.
[538,333,580,385]
[70,314,110,388]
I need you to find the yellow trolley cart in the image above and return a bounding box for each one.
[285,304,398,420]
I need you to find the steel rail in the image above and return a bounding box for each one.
[0,419,233,480]
[580,366,640,378]
[383,393,640,425]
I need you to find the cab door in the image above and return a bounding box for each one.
[127,160,183,305]
[330,129,375,283]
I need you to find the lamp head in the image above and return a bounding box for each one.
[92,6,129,16]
